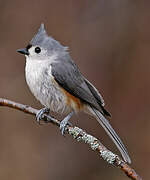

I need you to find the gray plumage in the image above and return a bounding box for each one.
[30,24,67,55]
[18,24,131,164]
[52,58,102,111]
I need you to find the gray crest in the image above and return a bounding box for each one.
[30,23,66,53]
[30,24,48,46]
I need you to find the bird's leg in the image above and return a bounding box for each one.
[36,107,50,124]
[60,111,74,135]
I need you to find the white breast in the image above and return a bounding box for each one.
[25,58,71,114]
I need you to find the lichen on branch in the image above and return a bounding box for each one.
[0,98,142,180]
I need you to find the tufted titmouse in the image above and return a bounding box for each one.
[17,24,131,164]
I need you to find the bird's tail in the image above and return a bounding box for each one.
[91,107,131,164]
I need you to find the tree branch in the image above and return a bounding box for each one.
[0,98,142,180]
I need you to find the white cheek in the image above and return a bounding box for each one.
[29,46,38,56]
[28,46,47,59]
[26,46,58,63]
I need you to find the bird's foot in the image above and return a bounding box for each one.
[60,112,74,135]
[60,119,68,135]
[36,107,50,124]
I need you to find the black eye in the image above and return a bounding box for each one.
[35,47,41,54]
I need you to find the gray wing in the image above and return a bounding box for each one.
[84,79,111,117]
[51,58,110,116]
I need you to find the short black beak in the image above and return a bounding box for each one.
[17,48,29,55]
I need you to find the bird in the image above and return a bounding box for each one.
[17,24,131,164]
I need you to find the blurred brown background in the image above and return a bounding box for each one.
[0,0,149,179]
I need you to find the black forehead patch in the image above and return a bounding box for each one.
[26,44,32,50]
